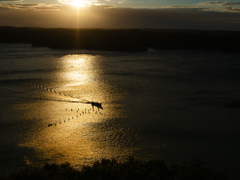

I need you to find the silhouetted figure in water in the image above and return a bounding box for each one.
[91,102,103,111]
[48,124,53,127]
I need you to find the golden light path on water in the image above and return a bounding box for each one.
[17,54,133,168]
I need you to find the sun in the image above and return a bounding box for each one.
[71,0,86,7]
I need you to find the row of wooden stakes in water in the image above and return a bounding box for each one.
[47,107,103,127]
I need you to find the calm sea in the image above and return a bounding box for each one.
[0,43,240,179]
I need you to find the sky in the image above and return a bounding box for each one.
[0,0,240,30]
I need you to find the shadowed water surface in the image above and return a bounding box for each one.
[0,44,240,179]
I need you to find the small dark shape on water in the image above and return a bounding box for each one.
[91,101,103,111]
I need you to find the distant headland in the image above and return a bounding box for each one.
[0,26,240,53]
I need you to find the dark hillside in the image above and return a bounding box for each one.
[0,157,227,180]
[0,26,239,53]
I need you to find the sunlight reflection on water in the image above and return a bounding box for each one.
[14,53,132,169]
[1,44,240,179]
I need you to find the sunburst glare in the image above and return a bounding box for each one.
[58,0,98,8]
[71,0,86,7]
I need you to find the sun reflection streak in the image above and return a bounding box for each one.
[60,55,91,84]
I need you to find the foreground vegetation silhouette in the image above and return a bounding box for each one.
[0,157,227,180]
[0,26,240,53]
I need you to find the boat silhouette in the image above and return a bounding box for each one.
[91,101,103,110]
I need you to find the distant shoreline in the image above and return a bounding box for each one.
[0,26,240,53]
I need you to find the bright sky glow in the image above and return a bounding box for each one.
[0,0,240,30]
[57,0,98,8]
[1,0,240,11]
[71,0,86,7]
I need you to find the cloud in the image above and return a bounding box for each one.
[0,3,61,11]
[103,0,125,3]
[198,1,240,13]
[159,2,240,13]
[200,1,223,6]
[223,2,240,6]
[224,6,240,10]
[221,6,240,13]
[89,4,115,8]
[161,5,199,9]
[200,1,240,6]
